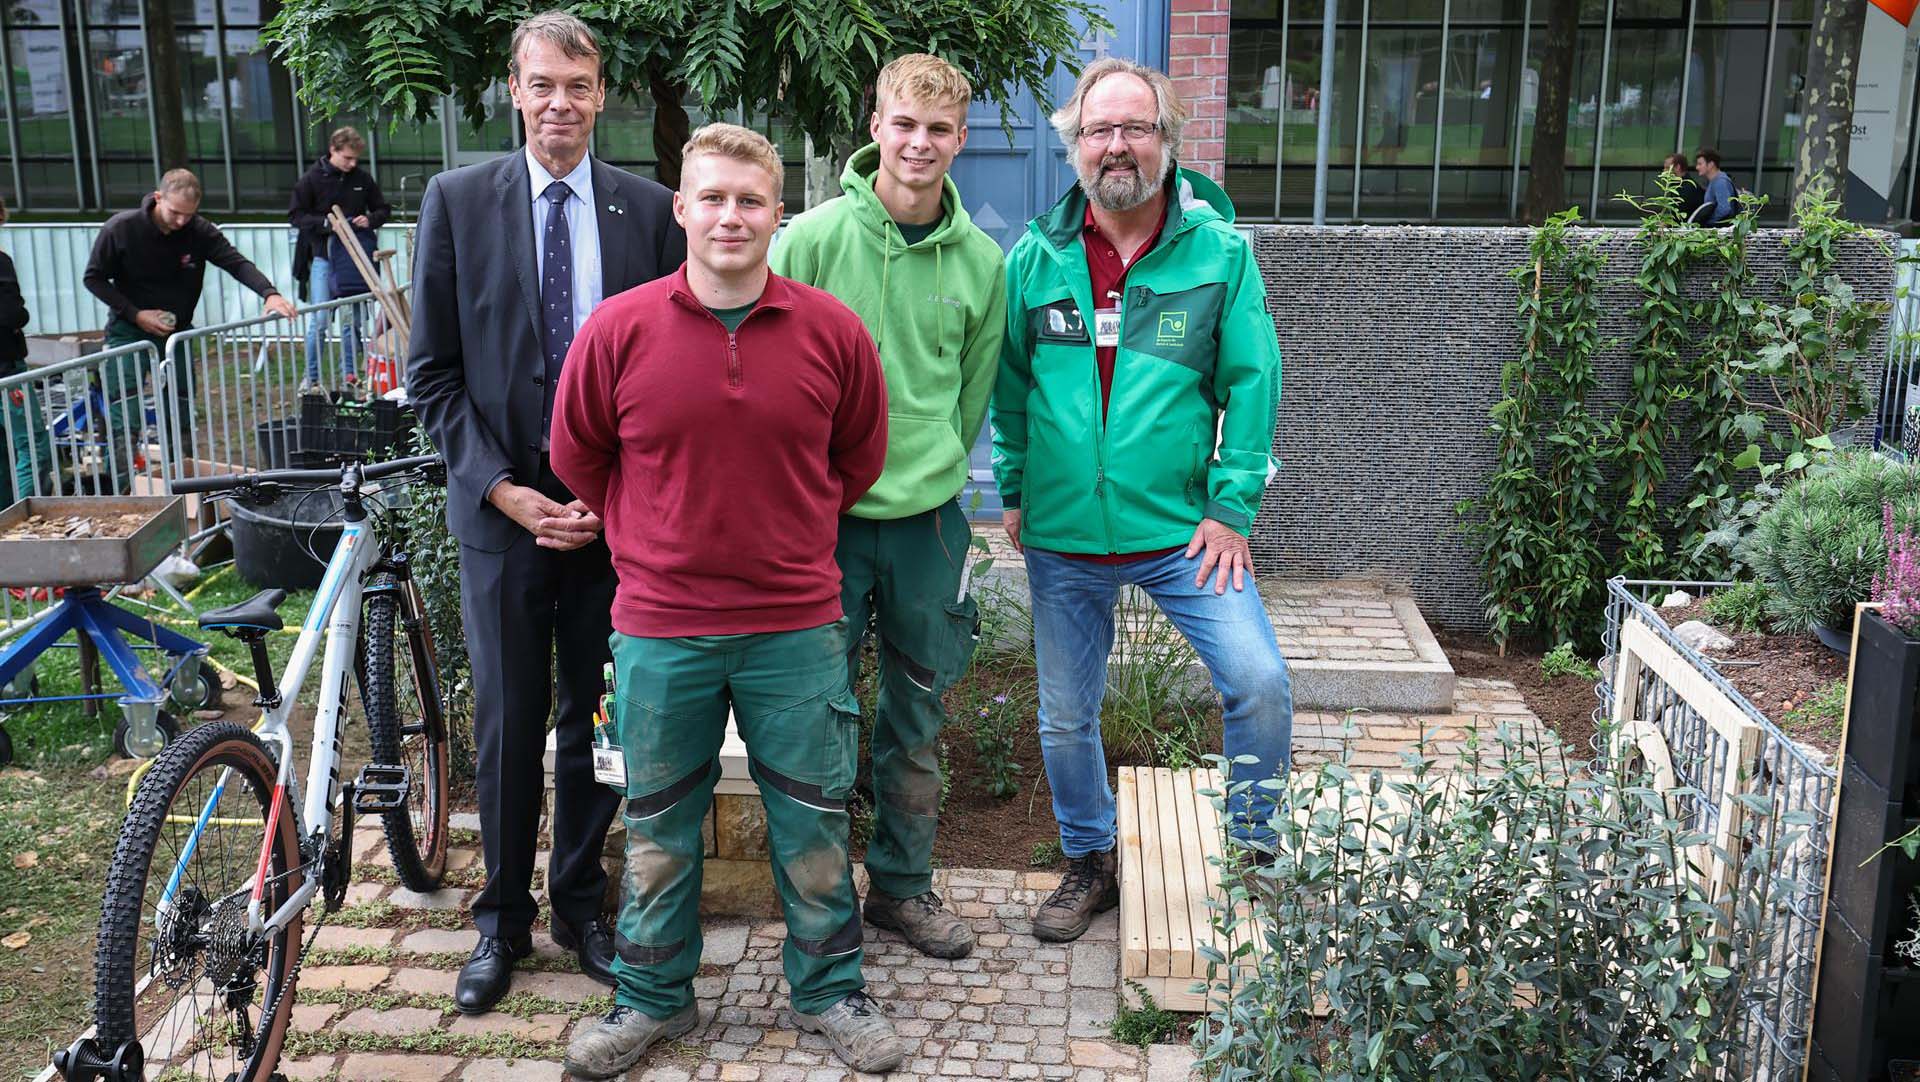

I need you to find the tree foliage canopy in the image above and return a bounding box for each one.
[264,0,1109,149]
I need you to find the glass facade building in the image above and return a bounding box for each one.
[0,0,807,216]
[1223,0,1883,223]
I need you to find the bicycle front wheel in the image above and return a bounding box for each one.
[93,721,304,1082]
[363,576,450,891]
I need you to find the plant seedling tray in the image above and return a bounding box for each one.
[0,496,185,587]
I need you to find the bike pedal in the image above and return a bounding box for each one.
[351,764,412,814]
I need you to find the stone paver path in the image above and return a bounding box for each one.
[1291,676,1552,772]
[253,827,1198,1082]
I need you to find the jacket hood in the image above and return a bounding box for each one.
[838,143,979,247]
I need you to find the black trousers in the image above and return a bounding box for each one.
[458,461,620,938]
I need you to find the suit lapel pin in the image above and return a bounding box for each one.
[608,203,623,215]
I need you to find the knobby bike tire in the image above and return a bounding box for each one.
[362,578,451,892]
[92,721,303,1082]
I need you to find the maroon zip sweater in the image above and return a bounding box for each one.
[551,265,889,637]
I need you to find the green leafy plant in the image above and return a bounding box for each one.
[1029,839,1063,868]
[1111,981,1188,1048]
[1460,208,1607,652]
[1740,451,1920,635]
[1539,643,1600,682]
[1195,728,1813,1080]
[1703,581,1773,635]
[965,686,1023,801]
[1674,199,1763,578]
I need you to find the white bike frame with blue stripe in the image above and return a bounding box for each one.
[156,474,381,937]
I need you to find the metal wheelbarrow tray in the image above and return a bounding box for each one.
[0,497,187,588]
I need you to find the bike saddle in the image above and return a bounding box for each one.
[197,589,288,633]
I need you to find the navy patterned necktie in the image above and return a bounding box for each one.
[541,180,575,390]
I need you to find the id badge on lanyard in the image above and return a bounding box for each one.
[1094,308,1121,349]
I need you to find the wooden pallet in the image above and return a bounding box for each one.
[1117,766,1229,1011]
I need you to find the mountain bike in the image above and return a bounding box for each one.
[54,453,452,1082]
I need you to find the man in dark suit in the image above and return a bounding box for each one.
[406,9,686,1015]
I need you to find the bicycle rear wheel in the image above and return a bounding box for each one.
[93,721,304,1082]
[363,576,450,891]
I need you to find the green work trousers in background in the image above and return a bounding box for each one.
[609,620,865,1019]
[836,499,982,900]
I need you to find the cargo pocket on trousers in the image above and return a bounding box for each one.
[934,594,983,693]
[822,688,862,800]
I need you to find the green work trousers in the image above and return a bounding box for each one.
[609,620,865,1019]
[103,322,192,481]
[3,384,52,505]
[836,499,982,900]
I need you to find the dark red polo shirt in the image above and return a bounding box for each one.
[1068,196,1181,565]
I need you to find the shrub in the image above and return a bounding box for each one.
[1703,581,1773,635]
[1195,728,1812,1080]
[1539,643,1600,682]
[399,428,474,778]
[1104,586,1209,767]
[1740,451,1920,634]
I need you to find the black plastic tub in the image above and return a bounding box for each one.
[230,489,345,589]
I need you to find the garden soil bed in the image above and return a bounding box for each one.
[1437,598,1848,759]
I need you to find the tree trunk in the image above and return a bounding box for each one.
[1522,0,1577,224]
[804,132,858,210]
[144,0,188,173]
[648,62,690,191]
[1791,0,1867,211]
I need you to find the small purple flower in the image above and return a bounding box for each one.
[993,694,1008,705]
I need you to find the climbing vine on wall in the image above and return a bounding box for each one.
[1612,180,1695,579]
[1675,201,1760,579]
[1461,209,1606,652]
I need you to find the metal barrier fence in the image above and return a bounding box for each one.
[1881,238,1920,453]
[0,340,169,635]
[1599,578,1837,1082]
[158,289,404,543]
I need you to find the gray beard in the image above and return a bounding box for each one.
[1079,152,1172,212]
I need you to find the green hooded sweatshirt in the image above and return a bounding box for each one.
[990,169,1280,554]
[771,143,1008,520]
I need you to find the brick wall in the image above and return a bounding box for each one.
[1169,0,1229,181]
[1244,225,1897,632]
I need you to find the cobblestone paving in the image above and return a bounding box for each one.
[267,838,1194,1082]
[1291,677,1554,772]
[973,537,1428,665]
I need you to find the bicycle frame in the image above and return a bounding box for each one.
[157,506,382,938]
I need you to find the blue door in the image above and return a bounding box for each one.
[948,1,1168,519]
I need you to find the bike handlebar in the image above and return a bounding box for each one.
[170,454,444,495]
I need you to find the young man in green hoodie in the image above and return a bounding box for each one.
[771,52,1007,960]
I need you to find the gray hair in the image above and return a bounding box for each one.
[509,10,602,78]
[1049,58,1189,161]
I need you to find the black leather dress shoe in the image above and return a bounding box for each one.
[454,933,533,1015]
[552,914,618,988]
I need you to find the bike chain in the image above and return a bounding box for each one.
[241,849,332,1076]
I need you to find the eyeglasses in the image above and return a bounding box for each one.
[1077,122,1159,146]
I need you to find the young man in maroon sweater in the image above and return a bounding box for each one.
[550,124,903,1077]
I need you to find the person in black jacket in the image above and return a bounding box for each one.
[289,126,391,391]
[1663,153,1706,223]
[1,192,50,505]
[84,169,295,465]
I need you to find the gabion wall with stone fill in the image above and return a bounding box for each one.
[1246,224,1897,633]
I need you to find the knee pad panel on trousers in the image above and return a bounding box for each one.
[614,930,688,966]
[749,757,846,813]
[789,910,862,959]
[625,761,717,822]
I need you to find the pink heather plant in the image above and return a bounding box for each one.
[1874,502,1920,636]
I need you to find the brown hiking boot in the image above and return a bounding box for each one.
[1031,847,1118,942]
[865,890,976,959]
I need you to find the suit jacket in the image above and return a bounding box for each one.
[407,153,685,552]
[0,248,27,375]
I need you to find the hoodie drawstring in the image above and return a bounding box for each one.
[876,224,893,353]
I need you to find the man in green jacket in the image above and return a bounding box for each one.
[991,58,1292,943]
[772,52,1007,960]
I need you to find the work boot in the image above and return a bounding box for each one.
[563,1003,700,1079]
[865,889,976,959]
[791,991,908,1073]
[1031,847,1118,942]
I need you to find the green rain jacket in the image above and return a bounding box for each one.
[990,168,1281,554]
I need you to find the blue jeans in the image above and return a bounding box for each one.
[1024,546,1293,856]
[303,256,362,382]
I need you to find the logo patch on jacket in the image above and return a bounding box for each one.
[1156,311,1187,347]
[1034,300,1088,343]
